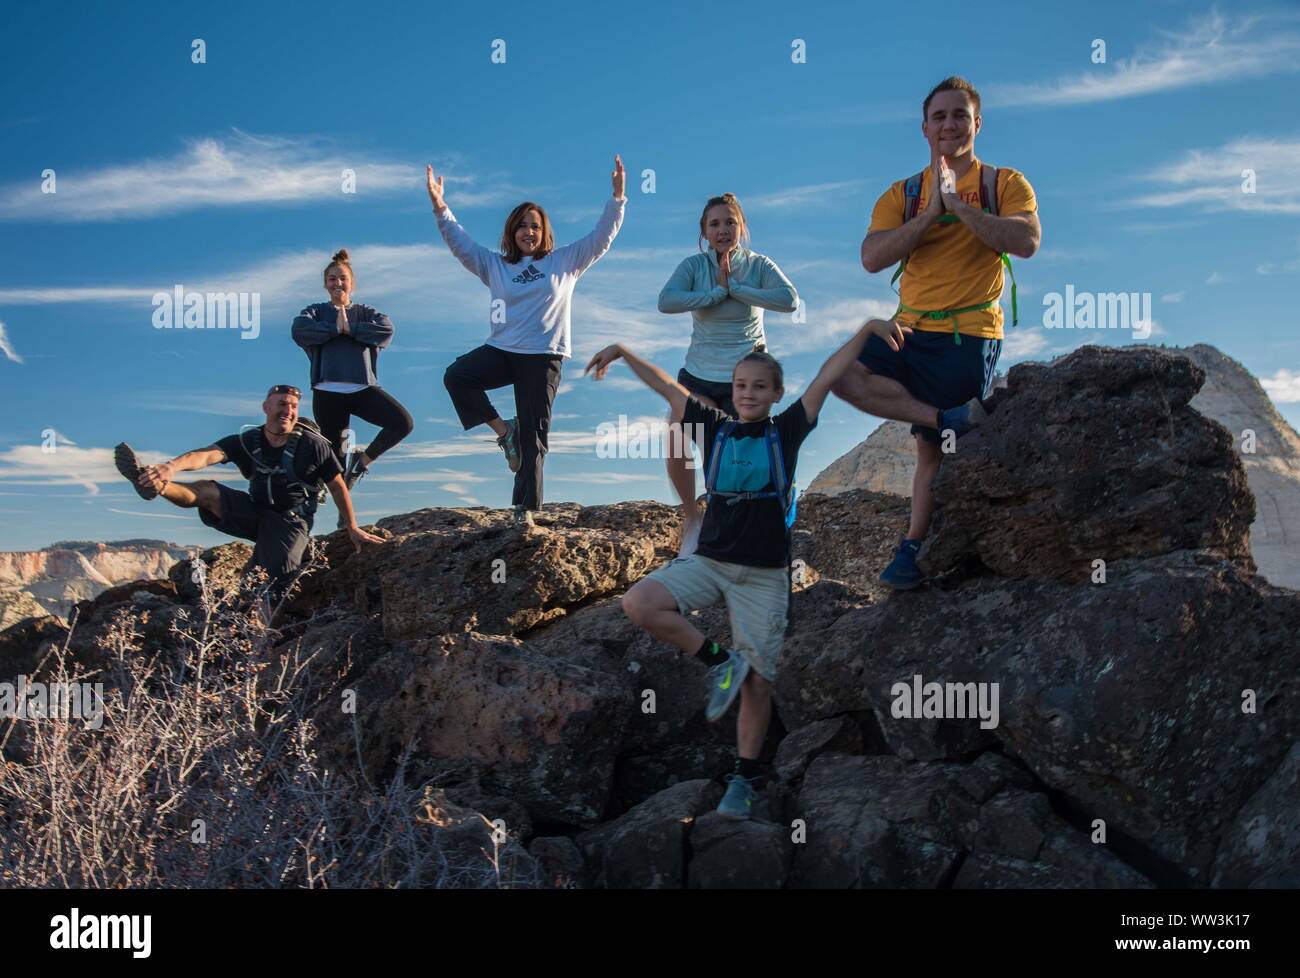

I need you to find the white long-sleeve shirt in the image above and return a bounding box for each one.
[435,196,626,358]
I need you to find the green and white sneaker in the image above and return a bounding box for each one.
[497,418,522,473]
[704,651,749,722]
[717,774,757,820]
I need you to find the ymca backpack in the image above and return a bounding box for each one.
[890,162,1018,343]
[238,418,329,517]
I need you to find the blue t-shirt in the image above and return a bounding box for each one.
[685,395,816,568]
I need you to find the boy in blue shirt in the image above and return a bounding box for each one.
[586,316,910,818]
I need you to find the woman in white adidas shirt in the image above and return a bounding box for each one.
[657,193,799,554]
[428,157,626,524]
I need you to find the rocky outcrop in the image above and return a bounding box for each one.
[806,343,1300,591]
[1,346,1295,889]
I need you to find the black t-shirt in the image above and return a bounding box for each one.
[214,427,341,511]
[685,395,817,568]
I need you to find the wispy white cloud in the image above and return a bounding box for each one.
[1261,368,1300,403]
[548,471,665,485]
[0,130,426,223]
[1003,328,1050,362]
[104,507,195,521]
[0,243,480,341]
[1161,292,1185,303]
[744,180,866,211]
[988,11,1300,107]
[0,444,227,494]
[767,297,900,356]
[0,320,22,364]
[1128,137,1300,215]
[129,391,267,417]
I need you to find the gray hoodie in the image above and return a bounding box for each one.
[291,302,394,387]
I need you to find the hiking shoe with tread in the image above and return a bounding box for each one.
[497,418,522,473]
[114,443,158,500]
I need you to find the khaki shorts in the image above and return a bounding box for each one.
[645,554,789,681]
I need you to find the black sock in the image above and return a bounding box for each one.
[735,757,761,780]
[695,639,728,667]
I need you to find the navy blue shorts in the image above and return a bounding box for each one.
[857,330,1001,444]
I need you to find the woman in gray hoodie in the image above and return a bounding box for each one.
[291,249,413,522]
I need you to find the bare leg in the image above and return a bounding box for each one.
[666,393,718,557]
[831,361,939,429]
[159,479,223,521]
[736,671,772,759]
[908,434,943,540]
[621,578,703,653]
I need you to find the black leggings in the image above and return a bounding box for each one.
[311,386,414,465]
[443,344,563,511]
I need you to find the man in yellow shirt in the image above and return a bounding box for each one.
[833,76,1041,589]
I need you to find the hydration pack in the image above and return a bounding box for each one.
[238,418,328,517]
[891,162,1018,343]
[702,420,796,530]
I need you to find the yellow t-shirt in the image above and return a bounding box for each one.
[869,162,1036,339]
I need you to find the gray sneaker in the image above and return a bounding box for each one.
[511,504,535,527]
[704,651,750,722]
[497,418,522,473]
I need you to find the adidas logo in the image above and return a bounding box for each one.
[511,263,544,284]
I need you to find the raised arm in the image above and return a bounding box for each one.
[553,155,627,274]
[727,255,799,313]
[426,164,495,285]
[292,305,339,348]
[800,319,912,423]
[658,256,727,313]
[349,309,394,349]
[585,343,690,422]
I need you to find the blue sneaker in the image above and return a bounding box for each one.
[718,774,757,820]
[938,397,988,439]
[880,538,923,590]
[704,651,750,722]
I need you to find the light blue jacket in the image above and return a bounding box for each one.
[658,247,798,382]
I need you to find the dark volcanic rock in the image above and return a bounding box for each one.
[922,346,1255,582]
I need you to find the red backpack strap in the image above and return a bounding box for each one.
[902,171,925,223]
[979,164,999,215]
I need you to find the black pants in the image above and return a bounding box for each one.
[199,482,314,601]
[443,344,563,510]
[311,386,414,466]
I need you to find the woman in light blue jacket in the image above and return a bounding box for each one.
[657,193,799,554]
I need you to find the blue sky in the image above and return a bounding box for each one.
[2,0,1299,550]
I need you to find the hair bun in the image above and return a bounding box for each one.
[332,248,350,263]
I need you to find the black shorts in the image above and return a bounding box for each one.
[857,329,1002,444]
[198,483,314,581]
[676,368,736,417]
